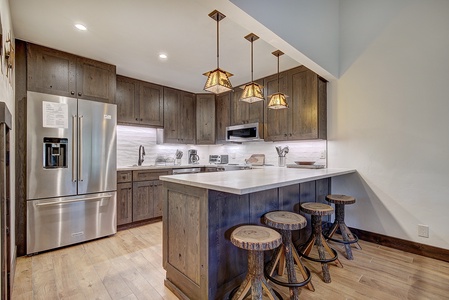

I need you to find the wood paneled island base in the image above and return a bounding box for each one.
[162,175,339,300]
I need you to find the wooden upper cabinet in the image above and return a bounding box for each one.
[27,43,77,97]
[215,92,231,143]
[264,71,289,141]
[116,75,138,123]
[196,94,216,145]
[115,75,163,126]
[139,82,163,126]
[27,43,116,103]
[264,66,327,141]
[230,79,264,126]
[163,87,195,144]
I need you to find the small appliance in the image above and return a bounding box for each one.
[188,149,200,164]
[209,155,229,164]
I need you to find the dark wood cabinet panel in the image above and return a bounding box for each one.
[76,57,116,103]
[27,43,116,103]
[27,43,76,97]
[116,76,137,123]
[163,87,195,144]
[196,94,216,145]
[139,82,163,126]
[117,182,133,225]
[117,171,132,183]
[133,181,154,222]
[264,71,289,141]
[153,181,164,218]
[215,92,231,143]
[230,80,264,126]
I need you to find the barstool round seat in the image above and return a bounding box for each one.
[231,225,282,251]
[326,194,356,205]
[298,202,342,283]
[264,211,314,298]
[324,194,362,260]
[264,211,307,231]
[300,202,334,216]
[229,225,283,300]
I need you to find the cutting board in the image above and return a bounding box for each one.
[286,164,325,169]
[246,154,265,166]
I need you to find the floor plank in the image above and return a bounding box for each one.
[12,222,449,300]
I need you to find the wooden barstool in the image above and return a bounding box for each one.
[324,194,362,260]
[264,211,314,300]
[299,203,342,283]
[230,225,283,300]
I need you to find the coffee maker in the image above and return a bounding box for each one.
[188,149,199,164]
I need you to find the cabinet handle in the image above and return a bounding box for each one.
[135,118,138,121]
[78,92,82,97]
[49,85,53,88]
[290,133,292,136]
[284,133,288,137]
[140,118,143,121]
[71,91,75,96]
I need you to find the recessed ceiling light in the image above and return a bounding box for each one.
[75,24,87,31]
[159,53,168,59]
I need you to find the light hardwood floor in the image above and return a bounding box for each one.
[12,222,449,299]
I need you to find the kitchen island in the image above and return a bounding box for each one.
[160,167,355,300]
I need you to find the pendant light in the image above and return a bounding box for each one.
[240,33,264,103]
[203,10,233,94]
[267,50,288,109]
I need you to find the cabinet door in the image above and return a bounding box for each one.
[133,181,154,221]
[117,182,133,225]
[289,68,319,140]
[179,91,196,144]
[77,57,116,103]
[153,181,164,218]
[230,86,249,125]
[27,43,77,97]
[163,87,180,143]
[247,79,265,124]
[264,72,289,141]
[116,75,138,124]
[140,82,163,126]
[215,92,231,143]
[196,94,216,145]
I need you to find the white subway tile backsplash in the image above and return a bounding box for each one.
[117,125,327,167]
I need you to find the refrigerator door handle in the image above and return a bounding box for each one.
[35,194,113,207]
[72,115,77,182]
[78,115,83,181]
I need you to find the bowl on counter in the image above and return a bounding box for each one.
[294,161,315,165]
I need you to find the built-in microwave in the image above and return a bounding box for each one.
[226,122,262,142]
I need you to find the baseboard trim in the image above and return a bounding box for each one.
[349,227,449,263]
[117,217,162,231]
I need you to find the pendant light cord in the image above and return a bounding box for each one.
[277,55,280,93]
[216,17,220,69]
[251,40,254,82]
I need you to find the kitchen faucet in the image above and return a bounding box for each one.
[138,145,146,166]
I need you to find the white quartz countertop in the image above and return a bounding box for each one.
[159,167,356,195]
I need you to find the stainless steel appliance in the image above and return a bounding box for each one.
[226,122,263,142]
[188,149,199,164]
[172,167,201,174]
[26,91,117,254]
[209,154,229,164]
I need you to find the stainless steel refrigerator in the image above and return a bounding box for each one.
[26,91,117,254]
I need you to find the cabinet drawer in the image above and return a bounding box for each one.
[133,169,171,181]
[117,171,132,183]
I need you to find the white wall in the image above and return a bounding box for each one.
[0,0,15,284]
[229,0,340,78]
[329,0,449,249]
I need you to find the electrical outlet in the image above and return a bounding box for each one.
[320,151,326,159]
[418,224,429,238]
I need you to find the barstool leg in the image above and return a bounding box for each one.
[232,250,279,300]
[282,230,299,300]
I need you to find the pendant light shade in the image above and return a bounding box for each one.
[268,50,288,109]
[240,33,264,103]
[203,10,233,94]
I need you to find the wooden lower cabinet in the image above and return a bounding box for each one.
[117,169,170,227]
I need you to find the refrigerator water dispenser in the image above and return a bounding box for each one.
[43,137,68,168]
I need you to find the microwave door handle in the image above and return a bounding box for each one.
[72,115,77,182]
[78,115,83,181]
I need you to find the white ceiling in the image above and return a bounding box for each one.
[10,0,302,93]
